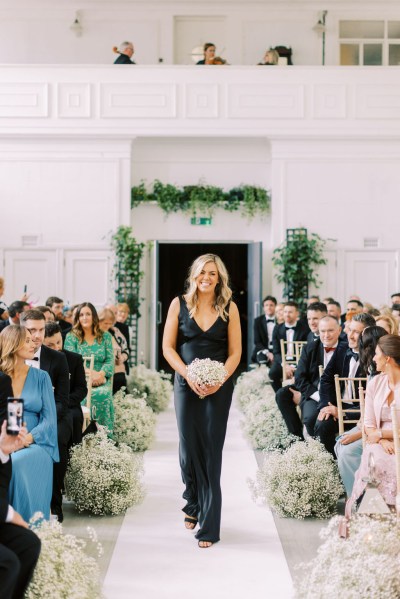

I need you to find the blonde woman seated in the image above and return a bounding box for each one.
[64,303,114,433]
[98,308,128,394]
[346,335,400,515]
[375,313,398,335]
[0,326,58,521]
[258,49,280,65]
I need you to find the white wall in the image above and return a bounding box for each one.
[0,0,399,65]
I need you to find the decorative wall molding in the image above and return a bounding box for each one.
[0,67,399,136]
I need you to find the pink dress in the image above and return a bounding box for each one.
[348,373,397,510]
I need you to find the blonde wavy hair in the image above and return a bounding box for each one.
[0,325,27,377]
[185,254,232,321]
[375,313,399,335]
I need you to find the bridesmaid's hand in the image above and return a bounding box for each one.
[186,379,206,396]
[199,383,223,397]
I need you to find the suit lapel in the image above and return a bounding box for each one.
[40,345,51,374]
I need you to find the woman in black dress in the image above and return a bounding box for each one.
[163,254,241,548]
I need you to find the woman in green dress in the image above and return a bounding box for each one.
[64,302,114,433]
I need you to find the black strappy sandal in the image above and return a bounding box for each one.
[184,516,198,529]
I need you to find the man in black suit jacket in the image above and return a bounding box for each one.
[45,296,72,339]
[44,322,87,446]
[251,295,277,364]
[20,310,71,522]
[0,372,41,598]
[114,41,136,64]
[0,301,29,332]
[315,313,375,454]
[268,301,310,392]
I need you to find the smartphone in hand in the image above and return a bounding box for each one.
[7,398,24,435]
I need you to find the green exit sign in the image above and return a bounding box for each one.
[190,217,212,226]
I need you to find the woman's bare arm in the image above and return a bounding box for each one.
[162,297,187,378]
[225,301,242,379]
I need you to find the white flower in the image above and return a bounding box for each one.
[295,514,400,598]
[252,439,344,519]
[127,365,172,413]
[114,388,157,451]
[65,428,145,516]
[26,517,101,599]
[186,358,227,392]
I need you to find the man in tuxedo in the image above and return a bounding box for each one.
[251,295,277,364]
[45,296,72,337]
[0,372,41,598]
[268,301,310,392]
[20,310,71,523]
[275,307,336,438]
[0,301,29,332]
[315,312,375,454]
[390,293,400,306]
[44,322,87,446]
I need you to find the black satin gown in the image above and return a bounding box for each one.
[174,296,233,543]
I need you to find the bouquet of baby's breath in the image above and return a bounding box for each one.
[26,514,102,599]
[295,515,400,599]
[127,364,172,413]
[65,428,145,515]
[186,358,227,398]
[242,391,297,451]
[114,388,157,451]
[252,439,343,519]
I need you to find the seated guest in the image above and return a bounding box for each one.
[335,325,387,496]
[45,296,72,337]
[257,49,279,65]
[346,335,400,514]
[196,43,216,65]
[391,292,400,306]
[36,306,55,322]
[44,323,87,446]
[65,303,114,433]
[251,295,277,365]
[0,326,59,521]
[98,309,128,394]
[275,302,284,324]
[212,57,227,65]
[391,303,400,321]
[327,300,341,322]
[305,302,327,342]
[20,309,71,523]
[275,313,341,439]
[341,299,364,325]
[0,301,29,332]
[322,297,335,307]
[268,301,309,392]
[113,41,136,64]
[0,378,41,599]
[316,313,375,455]
[115,302,131,373]
[375,313,398,335]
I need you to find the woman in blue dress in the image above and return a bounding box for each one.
[0,325,59,521]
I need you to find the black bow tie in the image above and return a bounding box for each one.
[285,326,296,331]
[266,319,275,323]
[346,349,359,362]
[32,357,39,361]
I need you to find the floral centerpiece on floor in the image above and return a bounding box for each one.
[127,364,173,413]
[65,428,145,515]
[113,388,157,451]
[186,358,227,398]
[295,515,400,598]
[252,439,343,519]
[26,515,102,599]
[234,367,296,450]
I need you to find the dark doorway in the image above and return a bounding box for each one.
[157,243,251,373]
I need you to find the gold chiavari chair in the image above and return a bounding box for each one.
[280,339,307,385]
[82,354,94,431]
[334,375,367,437]
[390,400,400,514]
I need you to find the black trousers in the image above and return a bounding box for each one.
[52,414,72,515]
[301,397,319,438]
[268,362,283,392]
[69,406,83,446]
[275,386,303,438]
[0,523,41,599]
[314,416,338,456]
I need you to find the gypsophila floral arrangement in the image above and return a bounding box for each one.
[234,367,295,450]
[65,428,145,515]
[127,364,172,413]
[26,514,102,599]
[186,358,227,398]
[252,439,343,519]
[114,388,157,451]
[295,515,400,599]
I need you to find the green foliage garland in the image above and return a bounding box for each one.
[111,226,146,316]
[131,180,270,218]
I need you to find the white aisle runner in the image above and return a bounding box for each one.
[103,398,293,599]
